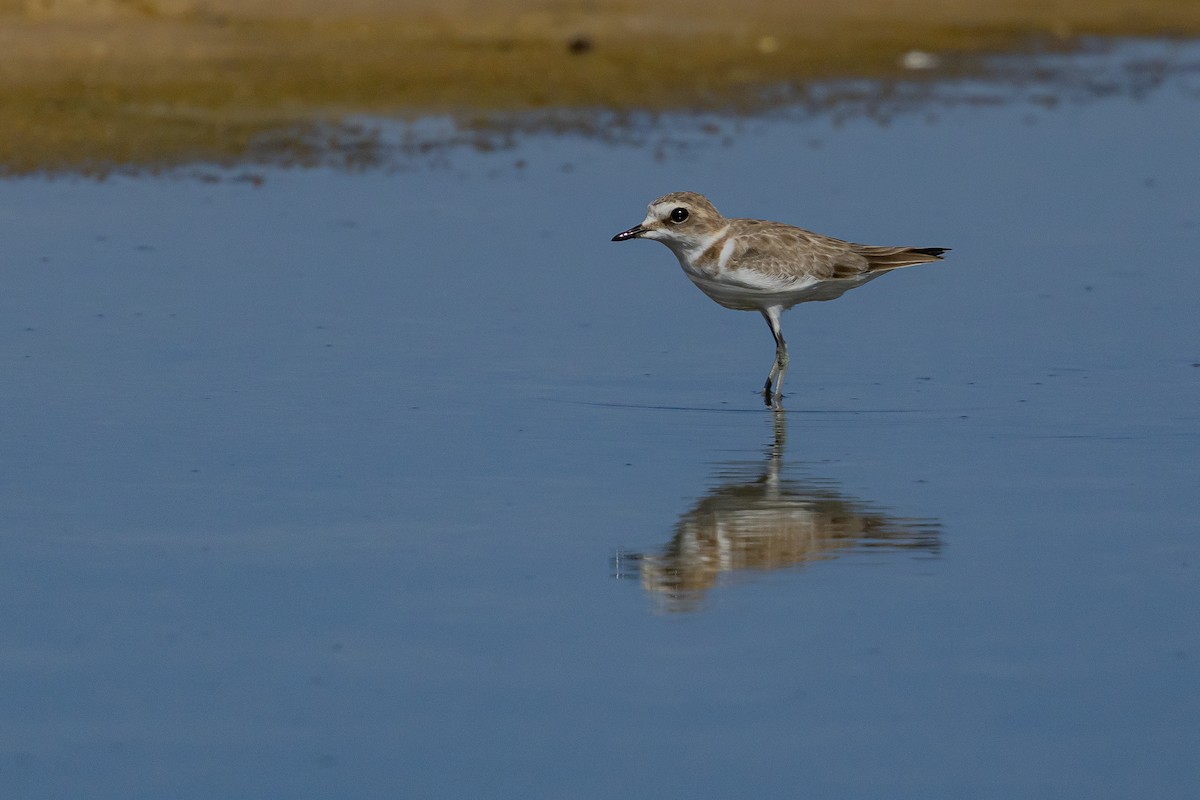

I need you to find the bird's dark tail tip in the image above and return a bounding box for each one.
[912,247,949,258]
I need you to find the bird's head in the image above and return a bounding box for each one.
[611,191,725,254]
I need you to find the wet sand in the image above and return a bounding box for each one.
[3,0,1199,173]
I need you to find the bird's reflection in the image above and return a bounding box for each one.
[614,412,941,612]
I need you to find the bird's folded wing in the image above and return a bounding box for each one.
[727,225,869,281]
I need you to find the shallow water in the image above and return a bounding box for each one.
[2,41,1198,799]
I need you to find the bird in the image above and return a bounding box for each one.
[611,191,948,407]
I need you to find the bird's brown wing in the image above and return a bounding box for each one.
[725,222,863,280]
[727,220,949,281]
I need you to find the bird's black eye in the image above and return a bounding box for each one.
[669,207,689,223]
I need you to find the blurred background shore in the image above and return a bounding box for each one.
[3,0,1199,173]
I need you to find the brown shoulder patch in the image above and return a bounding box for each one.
[696,238,725,268]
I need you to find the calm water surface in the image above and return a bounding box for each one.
[1,42,1198,799]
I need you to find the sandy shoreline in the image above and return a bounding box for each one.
[3,0,1199,173]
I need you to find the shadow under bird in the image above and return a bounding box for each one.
[612,191,949,407]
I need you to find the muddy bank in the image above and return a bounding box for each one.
[2,0,1199,173]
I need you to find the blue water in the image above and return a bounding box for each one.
[1,42,1198,798]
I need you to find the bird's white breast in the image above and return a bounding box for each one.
[682,271,823,311]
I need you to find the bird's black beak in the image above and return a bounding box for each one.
[611,224,646,242]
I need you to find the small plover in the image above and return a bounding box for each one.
[612,191,948,406]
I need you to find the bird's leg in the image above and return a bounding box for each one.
[773,339,790,397]
[760,307,788,407]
